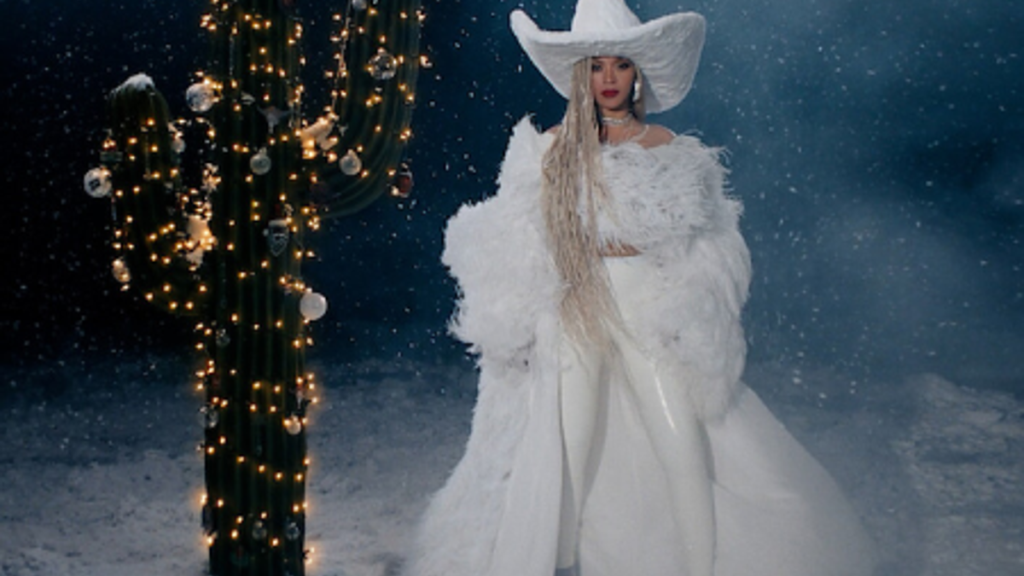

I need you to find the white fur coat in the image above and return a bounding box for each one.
[408,117,876,576]
[406,117,760,576]
[445,117,751,420]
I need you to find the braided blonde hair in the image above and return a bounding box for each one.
[541,58,621,346]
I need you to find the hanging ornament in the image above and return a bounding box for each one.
[352,0,368,11]
[292,384,311,415]
[199,405,220,429]
[339,149,362,176]
[251,519,268,542]
[284,417,302,436]
[250,148,272,176]
[186,82,217,113]
[216,328,231,348]
[83,167,112,198]
[202,163,220,193]
[259,106,291,133]
[299,291,328,321]
[185,215,215,268]
[284,518,302,541]
[111,258,131,284]
[264,219,290,257]
[170,127,186,155]
[300,116,337,153]
[391,163,414,198]
[368,48,398,81]
[99,135,123,165]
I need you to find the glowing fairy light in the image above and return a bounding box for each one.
[87,2,422,574]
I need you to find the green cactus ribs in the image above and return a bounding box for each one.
[84,1,422,575]
[308,0,423,216]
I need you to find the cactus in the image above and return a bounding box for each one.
[85,1,421,574]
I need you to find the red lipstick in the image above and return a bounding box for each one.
[600,89,619,98]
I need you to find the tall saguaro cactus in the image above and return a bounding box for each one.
[84,1,422,574]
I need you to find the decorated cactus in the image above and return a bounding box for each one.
[85,1,422,574]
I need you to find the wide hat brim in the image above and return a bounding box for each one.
[510,9,706,114]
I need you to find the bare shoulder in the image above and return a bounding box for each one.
[638,124,676,148]
[545,124,561,135]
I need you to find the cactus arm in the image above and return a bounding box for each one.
[313,0,422,216]
[105,76,209,315]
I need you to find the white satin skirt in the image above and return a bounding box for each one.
[560,257,877,576]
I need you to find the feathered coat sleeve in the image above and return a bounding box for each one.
[441,117,558,368]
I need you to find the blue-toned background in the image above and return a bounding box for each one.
[2,0,1022,392]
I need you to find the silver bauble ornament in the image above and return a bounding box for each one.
[339,149,362,176]
[299,291,328,321]
[199,405,220,429]
[368,48,398,81]
[216,328,231,348]
[284,519,301,541]
[186,82,217,113]
[171,129,186,154]
[251,520,268,542]
[84,167,112,198]
[250,148,272,176]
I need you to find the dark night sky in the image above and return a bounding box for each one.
[2,0,1022,393]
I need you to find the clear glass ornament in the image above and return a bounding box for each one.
[368,48,398,81]
[186,82,217,113]
[284,417,302,436]
[216,328,231,348]
[199,405,220,429]
[171,128,186,154]
[299,291,328,321]
[352,0,368,11]
[251,520,268,541]
[339,149,362,176]
[250,148,272,176]
[84,167,112,198]
[284,518,301,541]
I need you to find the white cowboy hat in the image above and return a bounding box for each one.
[510,0,706,114]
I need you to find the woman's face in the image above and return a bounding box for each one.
[590,56,636,115]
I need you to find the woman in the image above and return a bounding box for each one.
[409,1,876,575]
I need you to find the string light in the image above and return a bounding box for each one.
[88,1,421,572]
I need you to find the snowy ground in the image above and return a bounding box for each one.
[1,353,1022,576]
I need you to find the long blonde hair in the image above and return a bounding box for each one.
[541,58,621,346]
